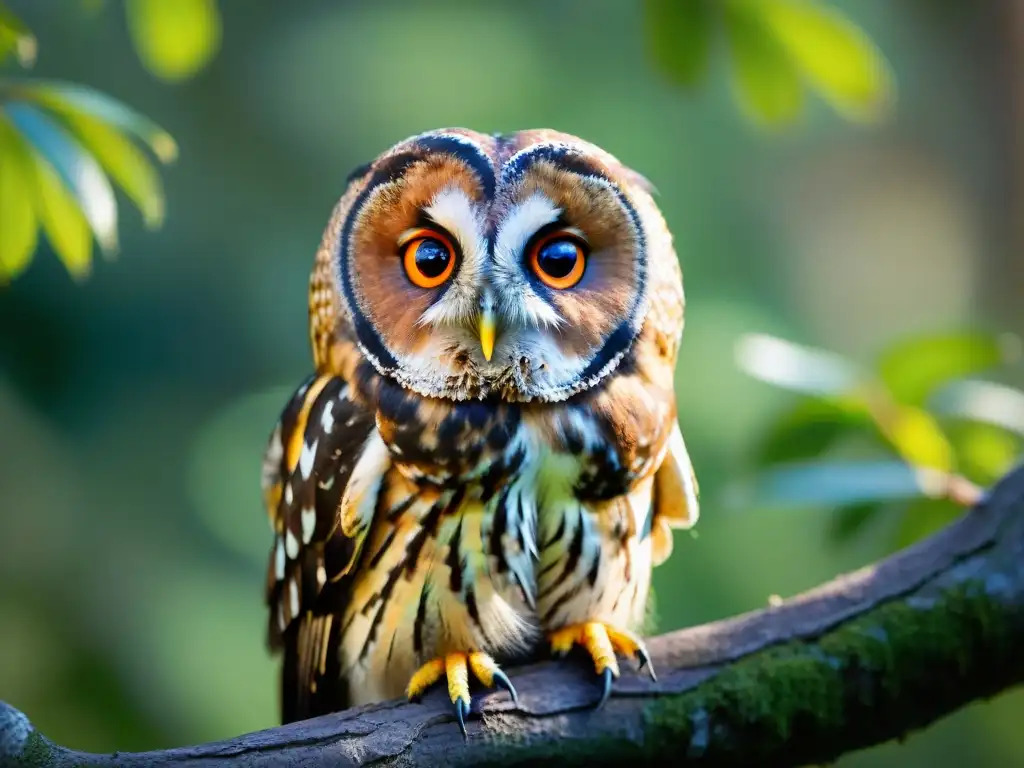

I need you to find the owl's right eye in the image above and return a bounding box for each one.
[400,228,456,289]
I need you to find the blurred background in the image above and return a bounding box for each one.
[1,0,1023,764]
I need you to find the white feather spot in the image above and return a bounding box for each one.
[345,417,357,428]
[261,425,283,494]
[319,475,335,491]
[321,401,335,434]
[299,439,318,480]
[284,483,294,506]
[285,529,299,559]
[289,578,299,618]
[274,537,285,580]
[316,563,327,587]
[301,506,316,544]
[339,432,392,538]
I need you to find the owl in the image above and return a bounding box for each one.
[261,128,699,735]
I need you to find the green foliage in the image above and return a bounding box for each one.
[0,81,176,281]
[645,0,894,127]
[0,0,216,282]
[125,0,222,82]
[735,330,1023,551]
[645,0,713,87]
[0,2,33,66]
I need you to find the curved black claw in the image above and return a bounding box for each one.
[492,668,520,705]
[596,667,614,709]
[453,697,470,740]
[636,646,657,681]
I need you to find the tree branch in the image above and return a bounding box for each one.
[4,464,1024,768]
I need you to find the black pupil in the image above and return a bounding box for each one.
[537,239,580,279]
[414,238,451,278]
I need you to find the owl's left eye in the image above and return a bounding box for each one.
[400,228,456,289]
[529,231,587,290]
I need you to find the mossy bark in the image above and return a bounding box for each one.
[2,465,1023,768]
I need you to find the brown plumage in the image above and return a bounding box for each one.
[262,128,699,733]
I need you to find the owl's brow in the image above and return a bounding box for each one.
[500,143,615,188]
[363,140,496,196]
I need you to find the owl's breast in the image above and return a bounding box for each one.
[370,373,526,491]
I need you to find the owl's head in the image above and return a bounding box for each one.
[315,128,680,403]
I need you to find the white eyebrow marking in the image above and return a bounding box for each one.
[416,186,487,327]
[422,186,485,261]
[493,193,561,266]
[491,193,564,329]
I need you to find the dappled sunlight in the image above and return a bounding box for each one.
[1,2,1023,765]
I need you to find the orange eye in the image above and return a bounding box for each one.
[400,228,457,289]
[529,232,587,290]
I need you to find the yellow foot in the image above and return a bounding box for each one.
[549,622,655,708]
[406,651,517,738]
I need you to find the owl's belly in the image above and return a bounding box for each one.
[338,482,539,706]
[531,440,657,636]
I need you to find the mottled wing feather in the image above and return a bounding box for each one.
[650,421,700,566]
[262,372,383,722]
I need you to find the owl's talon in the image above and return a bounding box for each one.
[636,646,657,681]
[549,621,653,707]
[597,667,614,709]
[406,651,514,734]
[453,696,469,740]
[490,667,519,705]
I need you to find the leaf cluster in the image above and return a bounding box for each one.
[734,330,1024,550]
[645,0,894,126]
[0,0,220,281]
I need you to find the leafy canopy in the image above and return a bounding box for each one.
[0,0,890,282]
[0,0,220,282]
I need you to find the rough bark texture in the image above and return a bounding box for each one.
[3,463,1024,768]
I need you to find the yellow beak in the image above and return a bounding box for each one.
[479,307,496,362]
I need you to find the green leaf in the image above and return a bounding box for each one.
[759,0,894,122]
[931,379,1024,437]
[56,112,165,227]
[4,80,178,162]
[892,496,963,551]
[876,404,954,473]
[723,0,802,126]
[0,3,36,67]
[4,102,118,254]
[877,331,1020,406]
[645,0,713,87]
[0,115,38,280]
[754,396,871,467]
[735,333,861,396]
[944,420,1020,487]
[124,0,222,82]
[29,151,93,278]
[732,459,925,510]
[827,501,884,544]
